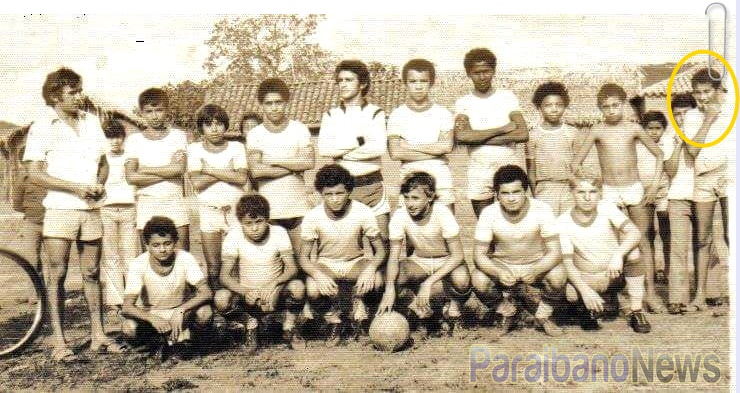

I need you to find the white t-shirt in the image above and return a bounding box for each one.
[301,201,380,261]
[557,200,630,273]
[246,120,312,219]
[387,104,454,189]
[222,224,292,288]
[103,152,136,205]
[124,128,188,198]
[683,105,730,174]
[187,141,247,208]
[526,124,577,182]
[474,198,558,265]
[659,131,694,200]
[389,203,459,258]
[454,89,525,170]
[23,110,107,210]
[124,250,206,310]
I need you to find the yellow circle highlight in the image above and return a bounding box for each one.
[666,49,738,148]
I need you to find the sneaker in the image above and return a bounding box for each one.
[350,320,368,341]
[537,318,564,337]
[628,310,651,333]
[579,310,601,331]
[325,323,343,347]
[213,314,228,336]
[243,327,259,355]
[667,303,686,315]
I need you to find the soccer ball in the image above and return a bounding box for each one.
[369,312,410,352]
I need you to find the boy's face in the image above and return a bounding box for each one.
[405,70,432,104]
[240,216,269,242]
[672,106,691,127]
[54,84,84,114]
[261,92,287,124]
[146,233,176,263]
[598,96,624,124]
[107,136,125,153]
[644,120,665,142]
[467,62,494,94]
[404,186,433,219]
[540,94,566,124]
[692,83,720,109]
[496,180,527,214]
[572,180,601,213]
[336,70,364,102]
[202,119,226,144]
[321,183,351,213]
[141,103,167,129]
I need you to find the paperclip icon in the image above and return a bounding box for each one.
[706,2,727,81]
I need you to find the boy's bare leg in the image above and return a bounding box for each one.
[78,239,108,348]
[692,201,716,310]
[44,238,73,352]
[200,231,223,291]
[176,225,190,251]
[628,204,665,313]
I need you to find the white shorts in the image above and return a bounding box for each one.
[198,203,238,233]
[136,195,190,229]
[694,165,728,203]
[467,161,496,201]
[602,182,644,208]
[148,308,191,342]
[406,255,448,276]
[43,208,102,241]
[499,261,536,280]
[317,256,363,279]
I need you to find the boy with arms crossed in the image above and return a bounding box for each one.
[300,164,386,345]
[247,78,315,251]
[558,172,650,333]
[215,194,306,352]
[387,59,455,209]
[471,165,565,338]
[377,172,470,337]
[454,48,529,217]
[572,83,666,313]
[121,217,213,360]
[24,68,117,361]
[187,104,248,291]
[526,82,578,216]
[317,60,391,241]
[125,88,190,250]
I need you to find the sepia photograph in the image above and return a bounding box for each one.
[0,9,736,391]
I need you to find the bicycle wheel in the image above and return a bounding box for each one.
[0,247,46,358]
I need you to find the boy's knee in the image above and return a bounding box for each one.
[121,318,139,338]
[450,265,471,291]
[80,262,100,283]
[195,305,213,326]
[471,268,492,293]
[285,279,305,300]
[305,277,321,300]
[544,265,567,290]
[213,289,233,312]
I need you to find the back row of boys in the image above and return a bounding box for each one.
[23,47,729,361]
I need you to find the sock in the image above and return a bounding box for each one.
[246,316,259,330]
[534,302,553,320]
[625,275,646,311]
[283,312,296,331]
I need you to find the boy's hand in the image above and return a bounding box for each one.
[581,287,605,312]
[254,283,279,312]
[703,103,721,124]
[169,308,185,342]
[415,280,433,310]
[200,158,211,175]
[454,114,471,131]
[607,253,623,279]
[496,266,517,287]
[355,264,377,296]
[377,288,396,315]
[642,184,658,205]
[171,150,186,163]
[150,315,172,334]
[313,270,338,296]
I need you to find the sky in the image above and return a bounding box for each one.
[0,13,734,125]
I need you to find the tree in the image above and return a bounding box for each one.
[367,61,400,80]
[162,80,207,132]
[204,15,335,84]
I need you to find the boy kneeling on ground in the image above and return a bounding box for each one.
[121,216,213,360]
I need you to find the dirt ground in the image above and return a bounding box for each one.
[0,149,732,391]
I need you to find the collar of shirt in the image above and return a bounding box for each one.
[339,99,369,112]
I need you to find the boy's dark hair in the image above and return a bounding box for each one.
[596,83,627,106]
[402,59,436,85]
[641,111,668,130]
[239,112,263,133]
[142,216,179,244]
[691,68,723,89]
[103,119,126,139]
[42,68,82,106]
[196,104,230,133]
[314,164,355,193]
[628,96,645,118]
[531,81,570,108]
[138,87,169,109]
[400,172,436,198]
[335,60,371,97]
[257,78,291,103]
[236,194,270,221]
[493,165,530,193]
[670,93,698,110]
[463,48,497,73]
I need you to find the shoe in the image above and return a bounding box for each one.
[282,329,304,350]
[667,303,685,315]
[213,314,228,338]
[628,310,651,333]
[440,318,461,338]
[326,323,343,347]
[644,296,667,314]
[579,310,601,331]
[242,327,259,355]
[537,318,564,337]
[350,320,367,341]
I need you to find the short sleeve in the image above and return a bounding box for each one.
[274,226,293,252]
[473,206,495,243]
[245,129,262,152]
[182,253,206,286]
[559,230,574,256]
[221,229,240,259]
[386,108,403,138]
[439,107,454,132]
[388,209,406,241]
[231,142,248,170]
[453,97,466,116]
[22,122,49,162]
[537,203,558,239]
[300,210,319,241]
[439,205,460,239]
[186,143,202,172]
[602,201,629,231]
[505,90,522,113]
[123,134,140,162]
[361,206,381,239]
[295,122,313,149]
[124,260,144,296]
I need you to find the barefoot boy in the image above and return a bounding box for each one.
[572,83,665,313]
[214,194,306,352]
[299,164,386,345]
[377,172,470,336]
[557,172,651,333]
